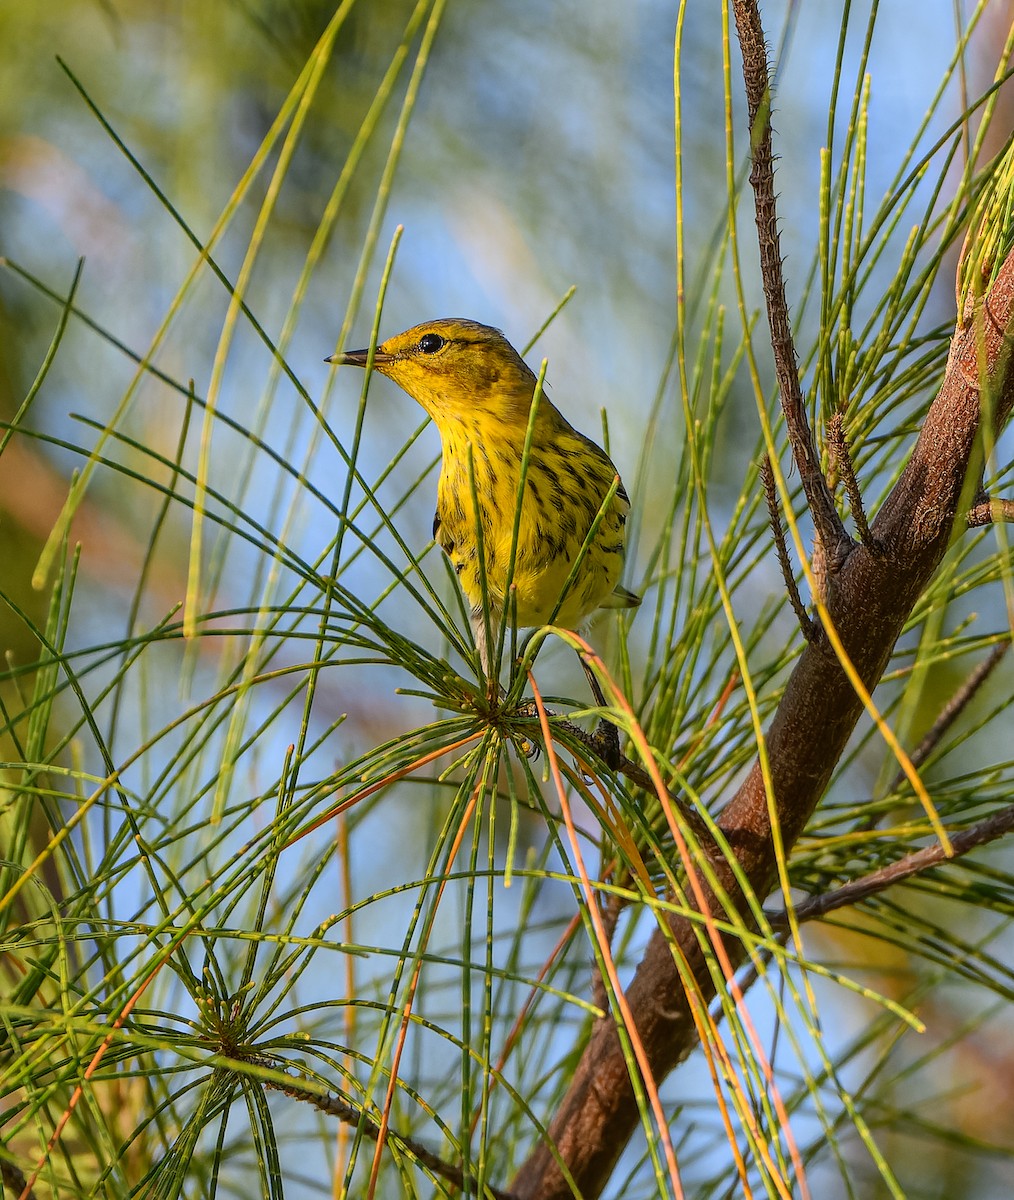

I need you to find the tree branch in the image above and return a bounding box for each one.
[849,639,1011,835]
[732,0,852,574]
[827,411,878,550]
[886,640,1009,796]
[766,801,1014,928]
[761,455,816,639]
[544,715,718,852]
[263,1072,517,1200]
[510,84,1014,1200]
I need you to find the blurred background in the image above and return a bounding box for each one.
[4,0,1008,754]
[3,1,1014,1196]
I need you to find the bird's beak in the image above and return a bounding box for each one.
[325,348,394,367]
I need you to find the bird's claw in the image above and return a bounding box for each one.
[513,700,542,759]
[517,735,541,760]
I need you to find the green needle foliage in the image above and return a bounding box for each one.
[2,2,1014,1199]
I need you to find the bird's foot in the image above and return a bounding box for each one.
[512,699,542,759]
[517,734,541,761]
[592,719,622,771]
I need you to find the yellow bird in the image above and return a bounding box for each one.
[330,318,640,674]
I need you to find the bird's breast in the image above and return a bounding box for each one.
[432,427,628,626]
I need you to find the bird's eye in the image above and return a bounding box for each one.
[418,333,445,354]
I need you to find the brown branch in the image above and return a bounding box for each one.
[508,4,1014,1193]
[263,1072,517,1200]
[760,454,815,639]
[733,0,852,575]
[967,496,1014,526]
[827,412,878,550]
[510,204,1014,1200]
[767,801,1014,928]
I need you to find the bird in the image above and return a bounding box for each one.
[328,318,639,735]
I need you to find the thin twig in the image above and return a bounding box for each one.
[766,801,1014,928]
[263,1073,517,1200]
[826,412,878,550]
[761,455,816,639]
[853,641,1011,835]
[732,0,852,575]
[536,714,718,852]
[888,640,1010,794]
[967,496,1014,526]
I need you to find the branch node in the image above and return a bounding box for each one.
[967,496,1014,527]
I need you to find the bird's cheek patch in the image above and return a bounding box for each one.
[467,362,501,391]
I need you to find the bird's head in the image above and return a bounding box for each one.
[329,318,540,424]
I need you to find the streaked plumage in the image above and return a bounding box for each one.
[332,318,639,668]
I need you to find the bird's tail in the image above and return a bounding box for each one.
[603,584,641,609]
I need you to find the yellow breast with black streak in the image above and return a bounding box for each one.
[333,317,640,634]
